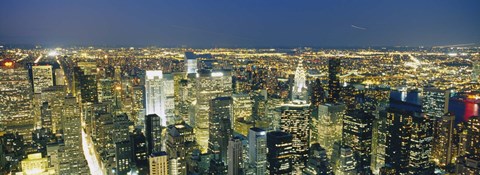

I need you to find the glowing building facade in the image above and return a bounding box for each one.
[209,96,233,164]
[291,60,307,102]
[59,96,89,174]
[40,86,65,133]
[342,109,374,173]
[32,65,54,94]
[0,61,34,142]
[248,127,267,175]
[227,137,243,175]
[21,153,56,175]
[280,102,310,166]
[149,152,169,175]
[185,52,198,74]
[432,113,456,167]
[195,69,232,153]
[314,103,345,156]
[385,90,434,175]
[166,123,196,175]
[145,70,175,126]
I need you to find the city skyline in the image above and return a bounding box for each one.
[1,1,480,175]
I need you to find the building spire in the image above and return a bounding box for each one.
[292,59,307,102]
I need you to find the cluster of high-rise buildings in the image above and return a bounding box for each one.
[0,46,479,175]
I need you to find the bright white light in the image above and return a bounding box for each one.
[47,50,59,57]
[448,53,457,57]
[34,55,43,63]
[211,72,224,77]
[82,129,104,175]
[146,70,163,79]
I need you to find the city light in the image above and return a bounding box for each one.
[1,1,479,174]
[47,50,58,57]
[82,129,104,175]
[211,72,224,77]
[4,61,13,67]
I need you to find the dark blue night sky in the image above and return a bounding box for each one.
[1,0,479,47]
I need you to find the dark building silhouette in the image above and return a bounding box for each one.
[342,109,374,174]
[303,143,333,175]
[130,130,148,174]
[384,90,434,175]
[115,140,132,175]
[145,114,162,155]
[310,78,326,109]
[327,58,340,103]
[73,66,98,103]
[267,131,294,175]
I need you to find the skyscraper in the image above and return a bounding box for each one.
[0,132,25,172]
[248,127,267,175]
[327,58,341,103]
[455,116,480,174]
[209,96,234,165]
[232,93,253,135]
[73,63,98,103]
[267,131,294,175]
[185,52,198,74]
[145,70,168,126]
[38,101,52,133]
[303,143,333,175]
[463,115,480,156]
[97,78,115,103]
[32,65,54,93]
[432,113,456,167]
[385,90,434,175]
[130,130,148,174]
[195,69,232,153]
[314,103,345,156]
[291,59,307,102]
[310,78,326,110]
[371,104,388,174]
[113,113,133,144]
[335,146,357,175]
[41,86,65,133]
[279,102,310,166]
[342,109,374,173]
[166,123,196,175]
[145,114,162,154]
[252,90,268,122]
[115,141,132,175]
[455,155,480,175]
[149,152,169,175]
[21,153,55,174]
[54,68,65,86]
[59,96,89,174]
[132,85,145,127]
[422,87,451,119]
[163,73,176,125]
[227,137,243,175]
[0,60,34,142]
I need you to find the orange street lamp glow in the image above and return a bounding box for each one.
[4,61,13,67]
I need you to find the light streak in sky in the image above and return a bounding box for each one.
[351,25,367,30]
[432,43,476,48]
